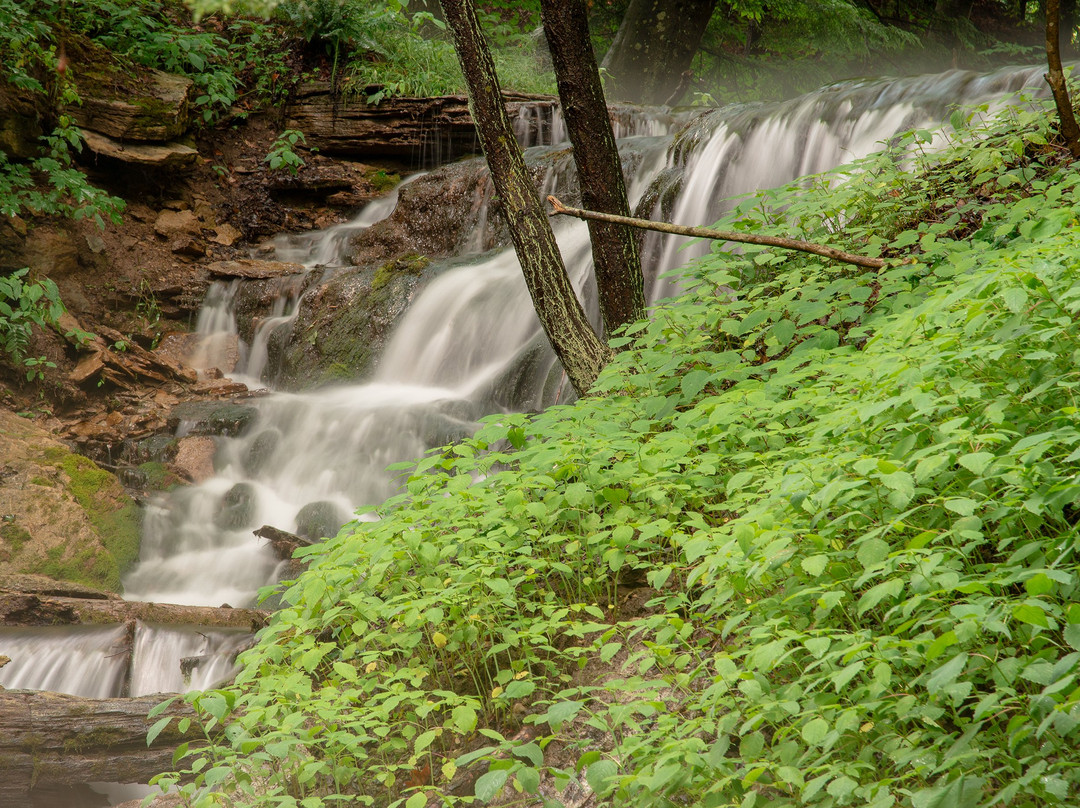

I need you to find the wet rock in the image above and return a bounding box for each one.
[125,435,177,465]
[274,255,438,389]
[295,501,347,543]
[349,159,504,264]
[206,259,305,280]
[242,429,281,476]
[169,401,258,437]
[214,482,256,530]
[79,130,200,169]
[171,436,217,483]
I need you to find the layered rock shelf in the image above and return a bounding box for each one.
[285,83,559,161]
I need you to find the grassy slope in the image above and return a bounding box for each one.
[156,98,1080,808]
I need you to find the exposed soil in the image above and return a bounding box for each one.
[1,113,403,459]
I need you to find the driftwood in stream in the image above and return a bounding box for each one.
[547,195,888,269]
[256,524,315,560]
[0,690,198,802]
[0,589,268,629]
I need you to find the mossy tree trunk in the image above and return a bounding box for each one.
[540,0,645,336]
[439,0,612,395]
[1047,0,1080,159]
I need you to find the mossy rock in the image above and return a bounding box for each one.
[0,409,142,592]
[273,254,443,390]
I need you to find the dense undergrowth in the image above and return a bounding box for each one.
[150,97,1080,808]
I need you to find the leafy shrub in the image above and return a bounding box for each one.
[0,268,66,380]
[150,99,1080,808]
[264,129,309,174]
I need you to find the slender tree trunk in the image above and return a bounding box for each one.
[1047,0,1080,158]
[439,0,612,395]
[600,0,718,105]
[540,0,644,336]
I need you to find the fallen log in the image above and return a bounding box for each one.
[546,195,888,270]
[0,689,198,802]
[0,590,268,629]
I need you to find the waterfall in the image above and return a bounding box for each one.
[0,625,130,698]
[120,65,1048,612]
[2,66,1050,707]
[0,623,250,697]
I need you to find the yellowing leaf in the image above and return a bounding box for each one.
[432,632,448,648]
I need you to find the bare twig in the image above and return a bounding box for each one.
[547,195,887,269]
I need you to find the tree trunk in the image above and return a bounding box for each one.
[439,0,612,395]
[1063,0,1079,55]
[0,589,268,629]
[540,0,645,336]
[600,0,718,105]
[1047,0,1080,158]
[0,690,198,803]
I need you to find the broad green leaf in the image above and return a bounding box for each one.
[474,769,508,802]
[585,760,618,796]
[802,717,829,745]
[545,700,583,730]
[958,452,994,475]
[801,554,828,577]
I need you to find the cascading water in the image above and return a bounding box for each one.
[122,65,1049,614]
[0,67,1052,748]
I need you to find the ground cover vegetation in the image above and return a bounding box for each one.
[147,92,1080,808]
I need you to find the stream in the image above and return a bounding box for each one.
[0,64,1050,806]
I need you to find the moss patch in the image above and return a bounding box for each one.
[371,253,430,292]
[56,454,141,584]
[0,522,31,553]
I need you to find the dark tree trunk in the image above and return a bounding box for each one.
[540,0,645,336]
[600,0,718,105]
[439,0,612,395]
[1063,0,1079,55]
[1047,0,1080,158]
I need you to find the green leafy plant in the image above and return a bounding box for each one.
[264,129,309,174]
[148,97,1080,808]
[0,268,65,380]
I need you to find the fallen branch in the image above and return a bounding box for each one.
[546,195,887,269]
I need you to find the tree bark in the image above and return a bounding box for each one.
[0,690,198,803]
[540,0,645,336]
[600,0,718,105]
[1047,0,1080,159]
[439,0,612,395]
[0,590,268,629]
